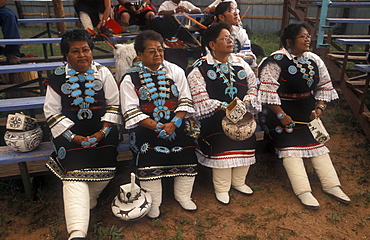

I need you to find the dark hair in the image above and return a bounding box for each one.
[281,22,310,48]
[134,30,164,53]
[215,2,234,22]
[202,21,232,52]
[60,29,94,59]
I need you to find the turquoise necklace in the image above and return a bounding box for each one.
[60,65,103,120]
[293,56,315,87]
[138,63,172,122]
[213,61,237,99]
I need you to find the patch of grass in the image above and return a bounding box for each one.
[356,218,367,228]
[178,217,191,225]
[353,190,370,207]
[275,226,296,239]
[168,222,185,240]
[236,234,260,240]
[234,212,257,225]
[250,33,280,61]
[0,214,9,238]
[292,211,303,219]
[325,204,347,224]
[194,214,218,228]
[194,214,218,239]
[91,222,124,240]
[152,218,166,229]
[132,231,143,240]
[49,226,63,240]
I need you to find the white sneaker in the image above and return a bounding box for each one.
[147,206,160,219]
[297,192,320,209]
[232,184,253,195]
[178,200,197,211]
[215,192,230,205]
[325,186,351,204]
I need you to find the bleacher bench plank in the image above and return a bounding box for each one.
[0,141,131,198]
[335,38,370,45]
[327,53,367,62]
[0,148,132,178]
[18,17,79,24]
[325,35,370,39]
[0,96,45,112]
[0,141,130,166]
[311,2,370,6]
[0,59,115,74]
[327,18,370,24]
[354,64,370,73]
[0,159,49,178]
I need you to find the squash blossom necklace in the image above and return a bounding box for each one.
[214,61,237,99]
[60,66,102,120]
[138,62,172,121]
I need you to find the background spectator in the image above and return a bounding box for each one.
[0,0,21,64]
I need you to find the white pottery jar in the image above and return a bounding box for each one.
[222,112,257,141]
[112,173,152,221]
[4,126,43,152]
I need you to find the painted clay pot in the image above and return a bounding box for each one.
[111,173,152,221]
[4,126,43,152]
[222,112,257,141]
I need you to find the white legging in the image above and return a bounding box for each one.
[63,180,109,240]
[283,153,341,196]
[212,166,250,193]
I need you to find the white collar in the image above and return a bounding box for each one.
[205,52,237,65]
[271,48,309,60]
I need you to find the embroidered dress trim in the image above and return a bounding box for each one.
[176,98,194,113]
[276,143,329,158]
[195,149,256,168]
[137,164,198,180]
[314,80,339,102]
[46,157,116,181]
[46,113,75,138]
[124,108,150,129]
[101,105,123,124]
[243,89,261,114]
[258,62,282,105]
[106,105,120,114]
[47,113,67,129]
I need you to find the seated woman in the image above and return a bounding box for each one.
[213,2,256,67]
[114,0,155,32]
[43,29,122,240]
[258,22,350,209]
[203,0,237,14]
[187,22,260,205]
[120,30,198,219]
[74,0,111,31]
[158,0,201,28]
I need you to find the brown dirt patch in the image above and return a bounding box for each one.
[1,112,370,240]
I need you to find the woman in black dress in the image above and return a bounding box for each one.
[258,22,350,209]
[44,29,122,240]
[120,30,198,218]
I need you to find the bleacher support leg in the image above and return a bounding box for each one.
[18,162,34,200]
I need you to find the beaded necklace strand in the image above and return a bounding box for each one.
[60,65,103,120]
[213,60,237,99]
[292,56,315,87]
[138,62,171,122]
